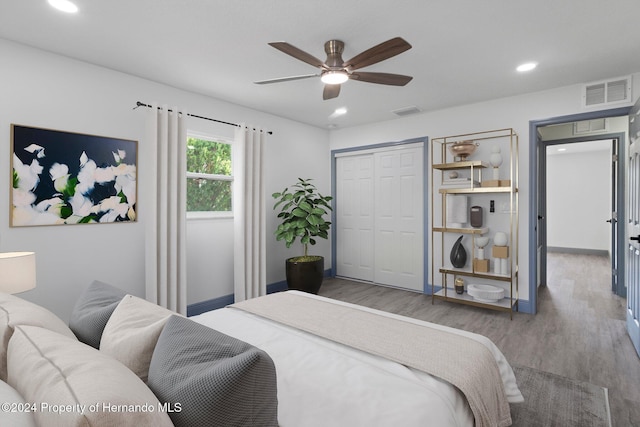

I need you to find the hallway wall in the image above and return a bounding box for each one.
[546,145,611,252]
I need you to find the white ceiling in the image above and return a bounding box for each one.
[1,0,639,129]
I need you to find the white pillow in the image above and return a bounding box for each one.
[100,295,177,382]
[0,380,36,427]
[0,292,77,381]
[7,325,173,427]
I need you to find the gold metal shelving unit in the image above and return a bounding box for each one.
[430,128,519,318]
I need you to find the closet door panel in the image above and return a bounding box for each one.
[336,154,375,281]
[374,147,423,291]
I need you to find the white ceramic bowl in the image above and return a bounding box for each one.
[467,284,505,302]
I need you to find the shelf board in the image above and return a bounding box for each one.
[432,289,515,311]
[439,267,513,282]
[439,186,514,194]
[433,161,489,170]
[433,226,489,235]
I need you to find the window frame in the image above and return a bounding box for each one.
[186,132,234,220]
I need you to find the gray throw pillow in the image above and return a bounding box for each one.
[147,315,278,427]
[68,280,126,348]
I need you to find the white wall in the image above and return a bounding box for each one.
[3,37,638,316]
[0,39,331,320]
[329,76,640,303]
[546,147,611,252]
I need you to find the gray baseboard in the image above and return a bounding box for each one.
[187,269,332,316]
[547,246,609,257]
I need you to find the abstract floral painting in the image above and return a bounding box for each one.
[11,125,137,227]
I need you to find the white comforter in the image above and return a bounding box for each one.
[191,291,522,427]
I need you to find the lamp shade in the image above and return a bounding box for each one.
[0,252,36,294]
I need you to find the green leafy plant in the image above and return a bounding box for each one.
[272,178,333,260]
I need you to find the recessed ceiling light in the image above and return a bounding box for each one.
[328,107,348,120]
[48,0,79,13]
[516,62,537,72]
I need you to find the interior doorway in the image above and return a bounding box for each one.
[529,108,631,313]
[542,137,623,296]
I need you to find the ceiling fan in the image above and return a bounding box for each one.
[254,37,413,100]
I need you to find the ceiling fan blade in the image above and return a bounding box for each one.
[323,84,341,100]
[350,72,413,86]
[344,37,412,71]
[268,42,326,68]
[254,74,319,84]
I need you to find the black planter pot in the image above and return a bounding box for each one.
[285,256,324,294]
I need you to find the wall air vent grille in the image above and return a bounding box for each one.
[607,79,629,102]
[582,76,632,108]
[573,118,608,135]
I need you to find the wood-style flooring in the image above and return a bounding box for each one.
[318,252,640,427]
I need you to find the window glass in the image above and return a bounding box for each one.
[186,136,232,214]
[187,137,231,175]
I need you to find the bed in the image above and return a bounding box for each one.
[0,284,523,427]
[192,290,524,427]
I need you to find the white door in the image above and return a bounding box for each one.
[537,135,546,292]
[627,98,640,357]
[335,144,424,291]
[373,147,424,291]
[336,154,375,281]
[609,138,622,295]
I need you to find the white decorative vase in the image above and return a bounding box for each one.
[475,236,489,260]
[493,232,508,246]
[500,258,508,275]
[490,146,502,180]
[446,194,468,228]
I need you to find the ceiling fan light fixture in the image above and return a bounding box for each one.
[260,37,412,99]
[321,70,349,85]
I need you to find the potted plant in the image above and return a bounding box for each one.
[272,178,333,294]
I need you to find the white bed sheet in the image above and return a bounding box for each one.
[191,291,522,427]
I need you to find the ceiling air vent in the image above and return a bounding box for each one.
[582,76,632,108]
[392,106,422,117]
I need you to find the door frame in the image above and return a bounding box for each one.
[330,136,429,292]
[541,133,626,295]
[529,107,631,313]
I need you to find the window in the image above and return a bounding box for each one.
[186,135,233,217]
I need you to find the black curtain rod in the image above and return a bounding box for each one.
[134,101,273,135]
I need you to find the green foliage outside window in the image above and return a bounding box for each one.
[186,137,232,212]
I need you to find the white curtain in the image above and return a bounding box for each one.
[233,124,267,302]
[145,104,188,315]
